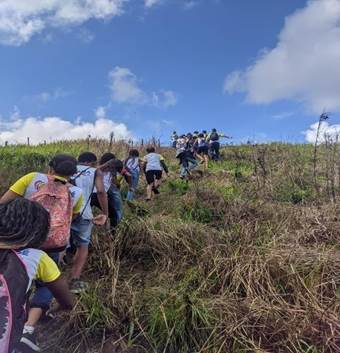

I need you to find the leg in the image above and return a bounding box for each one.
[70,218,93,292]
[215,142,220,160]
[145,171,154,200]
[146,184,153,200]
[20,252,60,351]
[154,171,162,189]
[127,171,139,201]
[204,154,209,169]
[110,187,123,225]
[71,245,88,279]
[107,188,119,228]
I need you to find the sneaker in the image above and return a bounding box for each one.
[18,331,40,352]
[69,278,88,294]
[152,187,160,195]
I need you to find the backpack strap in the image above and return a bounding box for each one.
[72,166,92,182]
[79,169,97,219]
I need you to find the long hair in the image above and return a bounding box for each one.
[0,198,50,249]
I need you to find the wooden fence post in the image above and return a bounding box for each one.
[109,132,114,151]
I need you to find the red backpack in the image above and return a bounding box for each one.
[30,176,73,250]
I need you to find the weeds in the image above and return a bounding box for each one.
[0,141,339,353]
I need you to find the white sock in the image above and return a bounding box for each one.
[23,325,35,334]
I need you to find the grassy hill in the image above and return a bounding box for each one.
[0,141,339,353]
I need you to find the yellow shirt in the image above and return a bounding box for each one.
[10,172,83,214]
[16,248,61,291]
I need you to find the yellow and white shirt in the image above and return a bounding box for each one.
[16,248,61,292]
[10,172,83,215]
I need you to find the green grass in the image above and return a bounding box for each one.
[1,140,339,353]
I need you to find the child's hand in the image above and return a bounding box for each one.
[93,214,108,226]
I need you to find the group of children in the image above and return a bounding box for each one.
[171,129,230,179]
[0,147,169,353]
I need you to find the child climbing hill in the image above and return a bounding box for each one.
[143,147,169,201]
[0,198,74,353]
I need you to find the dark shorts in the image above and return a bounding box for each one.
[198,146,209,155]
[146,170,162,184]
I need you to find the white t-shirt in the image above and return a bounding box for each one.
[143,153,164,172]
[72,165,96,220]
[94,171,112,193]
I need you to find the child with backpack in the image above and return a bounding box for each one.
[0,198,74,353]
[69,152,108,294]
[143,147,169,201]
[207,128,231,161]
[0,154,81,352]
[125,149,141,201]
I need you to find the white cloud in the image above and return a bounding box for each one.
[0,115,132,145]
[184,1,198,10]
[28,88,73,102]
[224,0,340,114]
[0,0,126,45]
[95,106,106,119]
[304,121,340,143]
[109,66,178,109]
[152,90,178,109]
[109,66,148,104]
[144,0,162,8]
[272,111,295,120]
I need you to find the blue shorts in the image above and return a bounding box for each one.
[71,217,93,246]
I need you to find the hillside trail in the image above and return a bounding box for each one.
[37,166,212,353]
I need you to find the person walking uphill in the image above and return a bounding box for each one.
[70,152,108,294]
[143,147,169,201]
[207,128,231,161]
[125,149,141,201]
[0,155,80,353]
[0,198,74,353]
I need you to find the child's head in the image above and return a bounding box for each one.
[146,146,156,154]
[129,149,139,158]
[49,154,77,177]
[114,159,124,174]
[0,198,50,249]
[78,152,98,167]
[100,153,116,165]
[99,153,116,171]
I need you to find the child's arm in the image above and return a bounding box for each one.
[161,160,169,174]
[0,172,36,203]
[46,276,75,310]
[124,172,133,189]
[37,253,75,310]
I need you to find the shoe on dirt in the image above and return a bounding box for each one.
[18,331,41,352]
[152,187,160,195]
[69,279,88,294]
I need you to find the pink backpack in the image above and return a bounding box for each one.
[30,176,73,250]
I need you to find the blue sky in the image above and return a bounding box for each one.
[0,0,339,144]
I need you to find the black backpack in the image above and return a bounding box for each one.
[0,250,29,353]
[210,132,219,142]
